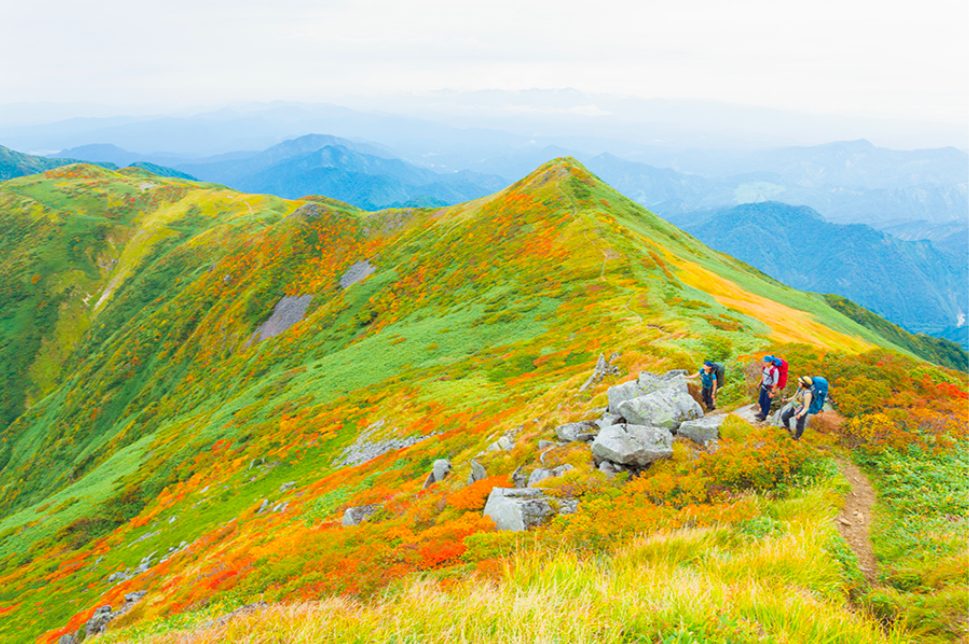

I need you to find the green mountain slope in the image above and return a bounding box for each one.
[0,159,961,642]
[0,144,81,180]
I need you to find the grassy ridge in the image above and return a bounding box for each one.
[0,159,963,641]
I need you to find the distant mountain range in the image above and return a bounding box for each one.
[668,202,968,342]
[58,134,506,210]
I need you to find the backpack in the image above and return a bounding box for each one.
[808,376,829,414]
[711,362,726,388]
[772,357,789,389]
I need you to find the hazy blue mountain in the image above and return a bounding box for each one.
[669,202,968,338]
[226,144,505,208]
[173,135,505,209]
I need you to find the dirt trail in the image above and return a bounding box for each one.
[835,458,878,585]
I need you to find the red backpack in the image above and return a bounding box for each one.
[773,357,789,389]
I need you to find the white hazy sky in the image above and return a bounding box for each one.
[1,0,967,126]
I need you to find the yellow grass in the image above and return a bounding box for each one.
[672,259,876,354]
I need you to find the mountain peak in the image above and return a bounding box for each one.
[514,156,597,189]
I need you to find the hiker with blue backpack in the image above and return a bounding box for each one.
[781,375,829,439]
[686,361,725,411]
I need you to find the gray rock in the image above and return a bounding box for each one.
[106,570,131,583]
[338,423,437,467]
[468,459,487,484]
[288,203,324,220]
[487,434,516,452]
[256,499,269,513]
[677,416,724,444]
[511,465,528,488]
[771,402,796,427]
[339,260,375,289]
[591,424,674,467]
[579,353,621,392]
[617,389,703,430]
[527,464,574,487]
[342,504,381,526]
[555,421,598,442]
[596,412,622,430]
[423,459,452,488]
[556,498,579,514]
[86,605,114,636]
[58,634,77,644]
[537,439,559,450]
[637,371,689,395]
[271,502,289,513]
[254,294,313,341]
[483,488,554,531]
[607,380,643,414]
[124,591,146,605]
[279,481,296,492]
[598,461,624,477]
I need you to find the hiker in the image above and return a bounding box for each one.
[756,355,780,422]
[686,361,723,411]
[781,375,829,439]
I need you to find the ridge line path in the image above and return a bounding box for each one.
[727,405,878,584]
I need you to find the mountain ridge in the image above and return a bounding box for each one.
[0,158,963,641]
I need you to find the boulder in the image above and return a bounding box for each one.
[598,460,624,477]
[483,488,554,531]
[423,459,452,488]
[771,402,796,428]
[468,459,487,484]
[342,504,381,526]
[595,412,622,430]
[637,371,689,395]
[555,421,598,442]
[677,416,723,444]
[607,380,643,414]
[537,439,559,450]
[591,424,674,467]
[86,605,114,636]
[617,389,702,430]
[527,464,574,487]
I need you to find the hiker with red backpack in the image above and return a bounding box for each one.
[756,355,780,422]
[686,360,725,411]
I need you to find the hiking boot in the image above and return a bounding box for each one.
[754,414,766,422]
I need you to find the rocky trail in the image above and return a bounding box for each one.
[836,458,879,586]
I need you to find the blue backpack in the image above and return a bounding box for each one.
[808,377,829,414]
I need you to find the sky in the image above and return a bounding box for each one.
[1,0,967,145]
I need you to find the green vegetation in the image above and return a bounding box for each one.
[0,159,963,642]
[824,293,967,371]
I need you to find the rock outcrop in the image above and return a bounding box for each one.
[591,424,674,467]
[677,416,723,444]
[253,294,313,341]
[423,459,452,488]
[342,504,381,526]
[483,488,576,531]
[527,463,574,487]
[554,421,598,442]
[617,388,702,430]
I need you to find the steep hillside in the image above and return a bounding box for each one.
[0,160,964,642]
[671,202,968,340]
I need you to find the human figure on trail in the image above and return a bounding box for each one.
[686,361,722,412]
[781,375,829,440]
[755,355,780,422]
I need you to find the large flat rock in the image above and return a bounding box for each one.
[591,424,674,467]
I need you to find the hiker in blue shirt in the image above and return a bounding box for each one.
[781,375,828,439]
[686,361,720,411]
